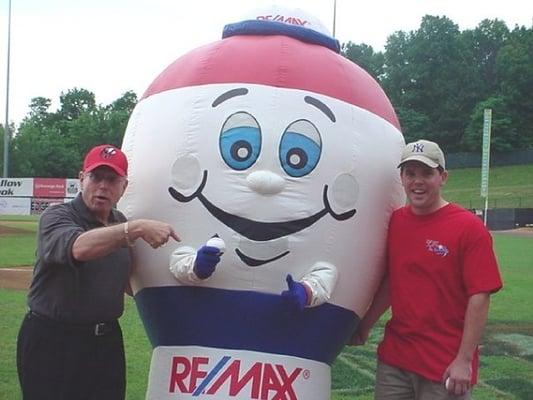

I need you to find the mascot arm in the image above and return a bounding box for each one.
[301,262,338,307]
[169,246,204,284]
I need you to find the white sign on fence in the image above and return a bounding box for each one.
[0,178,34,197]
[480,109,492,198]
[0,197,31,215]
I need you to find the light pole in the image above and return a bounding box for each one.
[3,0,12,177]
[332,0,337,38]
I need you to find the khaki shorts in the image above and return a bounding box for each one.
[375,361,471,400]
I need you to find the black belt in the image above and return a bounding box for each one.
[28,311,118,337]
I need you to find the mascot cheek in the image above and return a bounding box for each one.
[331,173,359,211]
[171,155,202,191]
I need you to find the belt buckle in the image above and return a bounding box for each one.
[94,323,107,336]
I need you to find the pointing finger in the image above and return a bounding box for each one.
[169,229,181,242]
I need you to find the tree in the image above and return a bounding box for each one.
[107,91,137,113]
[59,88,96,121]
[0,122,15,176]
[462,96,517,152]
[381,30,412,109]
[461,19,510,100]
[10,122,79,177]
[382,16,480,151]
[341,42,385,81]
[496,26,533,148]
[25,96,60,128]
[0,125,4,174]
[395,107,431,144]
[11,88,136,177]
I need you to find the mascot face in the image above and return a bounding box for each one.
[119,9,404,399]
[168,85,357,267]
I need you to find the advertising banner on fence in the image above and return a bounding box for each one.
[66,179,81,198]
[31,198,66,215]
[0,178,34,197]
[0,197,32,215]
[33,178,66,198]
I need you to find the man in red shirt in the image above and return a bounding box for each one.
[351,139,502,399]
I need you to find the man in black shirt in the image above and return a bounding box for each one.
[17,144,180,400]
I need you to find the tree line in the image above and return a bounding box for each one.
[342,16,533,152]
[1,15,532,178]
[1,89,137,178]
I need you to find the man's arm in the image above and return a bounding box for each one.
[72,219,179,262]
[349,275,390,345]
[443,292,491,395]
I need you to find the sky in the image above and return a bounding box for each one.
[0,0,531,126]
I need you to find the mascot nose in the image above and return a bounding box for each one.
[246,170,286,195]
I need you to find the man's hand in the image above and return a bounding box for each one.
[193,246,221,279]
[281,274,308,312]
[133,219,180,249]
[442,357,472,396]
[73,219,180,261]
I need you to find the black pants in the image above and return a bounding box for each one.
[17,312,125,400]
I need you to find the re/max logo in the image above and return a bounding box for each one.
[168,356,305,399]
[256,14,309,27]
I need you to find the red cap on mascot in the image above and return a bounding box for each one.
[142,14,400,130]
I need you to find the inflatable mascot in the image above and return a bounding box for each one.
[119,5,405,399]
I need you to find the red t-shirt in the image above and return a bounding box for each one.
[377,203,502,383]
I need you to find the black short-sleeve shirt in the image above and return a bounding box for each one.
[27,194,131,323]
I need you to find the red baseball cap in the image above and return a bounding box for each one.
[83,144,128,176]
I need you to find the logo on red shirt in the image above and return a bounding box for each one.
[426,239,449,257]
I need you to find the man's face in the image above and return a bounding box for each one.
[400,161,448,215]
[80,166,128,222]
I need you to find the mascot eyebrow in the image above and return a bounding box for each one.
[304,95,336,122]
[212,88,249,107]
[212,88,336,123]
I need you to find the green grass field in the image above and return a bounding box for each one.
[1,163,532,399]
[0,217,38,267]
[443,164,533,209]
[0,219,532,398]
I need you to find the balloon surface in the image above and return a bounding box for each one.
[119,6,405,399]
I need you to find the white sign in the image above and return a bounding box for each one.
[66,179,81,198]
[0,178,34,197]
[480,109,492,198]
[0,197,31,215]
[147,346,330,400]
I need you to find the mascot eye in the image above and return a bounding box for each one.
[220,112,261,170]
[279,120,322,177]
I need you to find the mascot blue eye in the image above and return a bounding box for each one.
[220,112,261,170]
[279,120,322,177]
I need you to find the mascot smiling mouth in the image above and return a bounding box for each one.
[169,170,356,266]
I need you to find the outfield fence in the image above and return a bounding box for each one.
[447,149,533,169]
[463,195,533,210]
[471,208,533,230]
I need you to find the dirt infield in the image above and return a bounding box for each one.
[0,225,31,236]
[494,227,533,237]
[0,267,33,290]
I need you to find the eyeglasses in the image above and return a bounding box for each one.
[86,171,125,184]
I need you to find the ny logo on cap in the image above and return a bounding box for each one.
[412,143,425,153]
[100,147,117,159]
